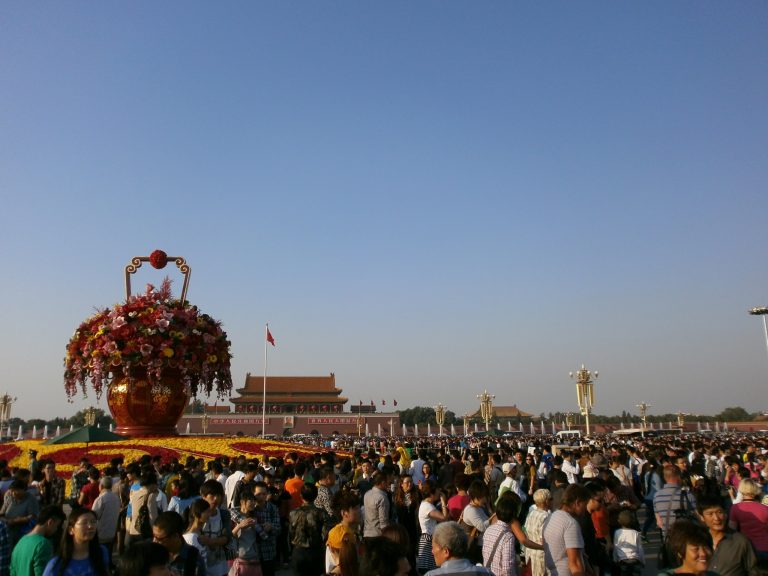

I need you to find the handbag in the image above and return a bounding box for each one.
[458,509,482,564]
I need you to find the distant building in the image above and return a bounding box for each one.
[470,404,534,420]
[231,373,347,415]
[179,373,398,436]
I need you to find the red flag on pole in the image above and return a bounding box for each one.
[394,399,398,406]
[370,400,374,407]
[266,328,275,347]
[382,399,386,406]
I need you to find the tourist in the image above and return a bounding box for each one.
[127,472,159,546]
[0,479,39,544]
[37,462,65,508]
[198,479,231,576]
[416,480,450,574]
[542,483,591,576]
[610,455,633,489]
[152,511,206,576]
[117,541,171,576]
[229,492,264,576]
[314,466,338,528]
[224,459,246,509]
[168,472,199,518]
[459,480,493,564]
[561,451,580,485]
[42,508,109,576]
[69,459,90,507]
[484,454,504,506]
[288,484,325,576]
[393,473,421,564]
[182,499,211,567]
[426,521,494,575]
[661,520,715,576]
[523,489,552,576]
[284,462,306,510]
[269,475,291,567]
[446,474,470,521]
[410,451,427,486]
[360,536,411,576]
[10,505,65,576]
[640,457,663,540]
[355,460,375,499]
[496,462,524,507]
[728,478,768,566]
[698,494,755,576]
[654,466,696,538]
[91,477,120,560]
[612,509,645,576]
[252,481,280,576]
[78,468,101,510]
[123,464,141,549]
[325,490,361,575]
[364,469,394,540]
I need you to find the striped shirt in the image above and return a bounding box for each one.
[482,521,516,576]
[653,484,696,534]
[543,510,584,576]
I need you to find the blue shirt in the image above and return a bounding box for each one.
[425,558,494,575]
[42,546,109,576]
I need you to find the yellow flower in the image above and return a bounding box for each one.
[163,348,174,358]
[207,355,218,363]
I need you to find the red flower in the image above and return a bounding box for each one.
[149,250,168,269]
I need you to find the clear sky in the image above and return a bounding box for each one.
[2,2,768,422]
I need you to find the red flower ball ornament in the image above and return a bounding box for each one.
[149,250,168,269]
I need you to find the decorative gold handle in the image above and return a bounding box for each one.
[124,250,191,302]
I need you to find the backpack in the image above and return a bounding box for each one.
[136,501,152,539]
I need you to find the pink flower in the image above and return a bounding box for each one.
[111,316,126,330]
[156,319,170,331]
[140,344,153,357]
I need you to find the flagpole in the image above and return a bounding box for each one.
[262,323,268,438]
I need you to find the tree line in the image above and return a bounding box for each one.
[396,405,761,427]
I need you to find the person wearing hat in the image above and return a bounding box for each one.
[325,490,361,575]
[495,463,524,508]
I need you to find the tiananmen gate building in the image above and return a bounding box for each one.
[178,373,399,436]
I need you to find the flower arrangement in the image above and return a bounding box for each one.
[64,278,232,401]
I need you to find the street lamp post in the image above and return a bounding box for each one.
[636,402,651,437]
[0,394,17,438]
[565,412,574,430]
[434,403,446,437]
[749,307,768,360]
[570,364,598,435]
[676,411,686,430]
[84,407,97,426]
[477,390,495,433]
[201,411,210,435]
[462,413,471,436]
[356,412,364,438]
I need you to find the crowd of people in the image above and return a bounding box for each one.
[0,431,767,576]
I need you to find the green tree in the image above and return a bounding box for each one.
[715,407,753,422]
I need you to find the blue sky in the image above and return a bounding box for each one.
[1,2,767,421]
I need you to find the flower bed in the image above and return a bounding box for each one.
[4,436,346,493]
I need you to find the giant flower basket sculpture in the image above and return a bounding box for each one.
[64,251,233,436]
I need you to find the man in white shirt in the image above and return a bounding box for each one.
[224,463,245,508]
[561,451,580,485]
